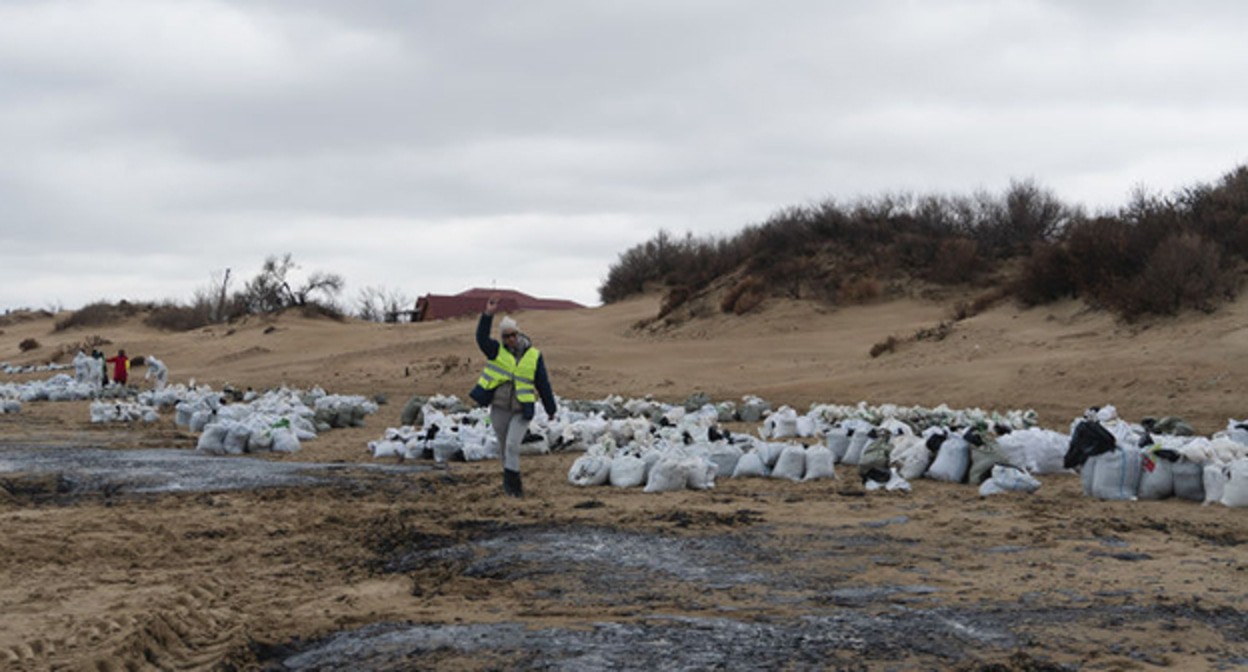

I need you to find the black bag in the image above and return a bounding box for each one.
[1063,420,1117,469]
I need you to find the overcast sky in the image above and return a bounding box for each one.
[3,0,1246,312]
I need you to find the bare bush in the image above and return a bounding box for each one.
[19,337,40,352]
[1115,233,1238,319]
[869,335,898,358]
[927,238,981,284]
[1014,242,1076,307]
[837,277,882,305]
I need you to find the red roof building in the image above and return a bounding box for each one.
[411,288,584,322]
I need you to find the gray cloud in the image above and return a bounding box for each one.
[2,0,1247,310]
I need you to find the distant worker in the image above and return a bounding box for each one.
[469,295,557,497]
[92,349,108,385]
[106,349,130,386]
[145,355,168,390]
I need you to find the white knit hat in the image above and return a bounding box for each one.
[499,316,518,335]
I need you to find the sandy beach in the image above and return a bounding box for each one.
[2,293,1246,670]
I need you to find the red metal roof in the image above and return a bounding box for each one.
[414,288,584,322]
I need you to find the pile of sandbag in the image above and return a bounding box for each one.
[1,361,72,375]
[1063,406,1248,507]
[89,400,160,423]
[182,385,378,456]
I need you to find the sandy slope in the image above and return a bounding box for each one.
[6,291,1247,432]
[1,294,1247,670]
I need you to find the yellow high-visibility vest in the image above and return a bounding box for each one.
[476,347,540,404]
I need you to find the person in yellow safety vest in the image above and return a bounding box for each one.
[468,295,558,497]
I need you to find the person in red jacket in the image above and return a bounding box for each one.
[106,349,130,386]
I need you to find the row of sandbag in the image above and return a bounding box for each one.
[173,385,380,455]
[1062,408,1248,506]
[763,402,1040,440]
[369,394,730,462]
[0,372,132,402]
[1,361,71,375]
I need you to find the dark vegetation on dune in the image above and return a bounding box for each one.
[23,164,1248,340]
[600,164,1248,324]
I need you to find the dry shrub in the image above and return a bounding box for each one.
[914,321,954,342]
[18,337,40,352]
[1013,242,1076,306]
[869,335,898,358]
[927,237,981,284]
[837,277,882,305]
[659,286,692,319]
[1115,232,1238,319]
[48,335,112,363]
[732,288,766,315]
[54,301,150,332]
[145,304,214,332]
[720,277,760,314]
[952,287,1010,321]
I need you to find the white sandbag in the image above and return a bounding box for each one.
[249,425,275,452]
[802,445,836,481]
[196,424,229,454]
[519,431,551,456]
[794,415,817,438]
[825,428,851,462]
[271,426,301,453]
[686,456,717,490]
[568,454,612,487]
[1203,464,1228,506]
[758,442,786,468]
[369,439,408,459]
[979,465,1041,496]
[732,450,768,478]
[1221,459,1248,507]
[1226,419,1248,446]
[890,435,931,480]
[926,435,970,483]
[705,442,744,478]
[1085,447,1142,501]
[430,436,463,463]
[1172,460,1206,502]
[189,409,213,433]
[1137,452,1175,500]
[609,454,648,488]
[770,444,806,481]
[641,449,662,479]
[224,422,251,455]
[866,467,911,492]
[841,430,871,466]
[996,427,1070,475]
[644,457,690,493]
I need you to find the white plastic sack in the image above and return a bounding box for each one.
[196,424,228,454]
[890,435,932,480]
[643,457,689,493]
[825,428,851,463]
[369,439,408,459]
[568,455,612,487]
[1136,452,1175,500]
[686,457,717,490]
[842,430,871,466]
[926,435,970,483]
[705,443,744,478]
[1222,459,1248,507]
[1172,460,1205,502]
[271,426,301,453]
[1085,447,1142,501]
[979,465,1042,496]
[996,428,1070,475]
[1203,464,1228,506]
[770,444,806,481]
[609,454,647,488]
[731,451,768,478]
[802,445,836,481]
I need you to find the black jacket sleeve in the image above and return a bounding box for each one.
[476,313,500,360]
[535,355,557,417]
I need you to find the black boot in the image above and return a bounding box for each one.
[503,469,523,498]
